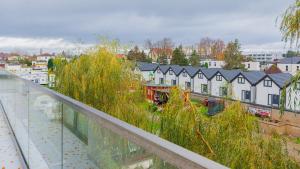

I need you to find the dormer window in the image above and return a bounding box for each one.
[238,77,245,84]
[198,73,203,79]
[183,71,187,77]
[169,70,174,75]
[216,74,222,81]
[263,79,272,87]
[157,69,161,74]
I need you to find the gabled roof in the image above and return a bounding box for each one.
[180,66,201,77]
[168,65,183,76]
[217,69,241,81]
[136,62,158,71]
[200,68,221,80]
[154,65,170,74]
[267,73,292,88]
[234,71,266,85]
[278,57,300,64]
[265,65,282,74]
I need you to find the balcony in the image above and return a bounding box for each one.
[0,70,227,169]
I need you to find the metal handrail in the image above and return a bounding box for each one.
[1,71,228,169]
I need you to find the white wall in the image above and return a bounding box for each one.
[200,60,225,68]
[193,72,209,94]
[154,69,165,84]
[243,62,260,71]
[141,71,154,81]
[210,73,228,97]
[165,70,177,85]
[178,70,191,90]
[285,84,300,111]
[231,75,252,102]
[256,77,280,107]
[278,64,300,75]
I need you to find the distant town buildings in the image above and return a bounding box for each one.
[242,51,283,63]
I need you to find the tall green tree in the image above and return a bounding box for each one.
[127,46,151,62]
[47,58,54,71]
[171,46,188,66]
[189,50,200,66]
[223,39,244,69]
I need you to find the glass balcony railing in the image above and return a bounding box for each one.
[0,70,227,169]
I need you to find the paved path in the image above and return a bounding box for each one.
[0,107,22,169]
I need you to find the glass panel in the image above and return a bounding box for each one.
[62,102,177,169]
[28,87,62,169]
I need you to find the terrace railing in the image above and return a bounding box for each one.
[0,70,227,169]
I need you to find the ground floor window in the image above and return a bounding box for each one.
[242,90,251,101]
[219,87,227,97]
[159,78,164,84]
[201,84,208,94]
[171,79,177,85]
[268,94,279,106]
[185,82,191,90]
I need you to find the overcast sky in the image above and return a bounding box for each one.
[0,0,295,53]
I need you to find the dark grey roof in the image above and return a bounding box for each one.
[219,69,241,81]
[200,68,221,79]
[239,71,265,85]
[169,65,183,76]
[278,57,300,64]
[137,62,158,71]
[156,65,170,74]
[268,73,292,88]
[182,66,201,77]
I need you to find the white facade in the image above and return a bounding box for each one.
[243,61,260,71]
[135,68,154,82]
[242,51,283,63]
[210,72,228,97]
[178,70,192,90]
[277,63,300,75]
[193,71,209,94]
[231,75,254,103]
[256,77,281,107]
[165,68,178,86]
[5,64,21,73]
[284,81,300,111]
[37,55,53,62]
[154,68,165,85]
[200,60,225,68]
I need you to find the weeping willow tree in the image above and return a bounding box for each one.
[280,0,300,113]
[160,88,299,168]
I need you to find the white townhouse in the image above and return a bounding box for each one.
[231,71,265,103]
[135,62,158,82]
[285,81,300,111]
[256,73,292,107]
[242,61,260,71]
[154,65,170,85]
[277,57,300,75]
[178,66,199,91]
[193,68,219,95]
[210,69,240,98]
[164,65,182,86]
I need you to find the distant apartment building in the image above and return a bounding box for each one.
[242,61,260,71]
[200,59,225,68]
[242,51,283,63]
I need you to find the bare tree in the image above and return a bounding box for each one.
[197,37,214,58]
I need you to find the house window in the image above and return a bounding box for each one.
[159,78,164,84]
[183,71,187,77]
[248,64,250,68]
[216,75,222,81]
[297,66,299,71]
[214,62,216,66]
[263,79,272,87]
[171,80,177,85]
[238,77,245,84]
[268,94,279,106]
[169,70,173,75]
[185,82,191,89]
[201,84,208,94]
[209,62,211,66]
[219,87,227,97]
[242,90,251,101]
[286,65,288,71]
[157,69,161,74]
[198,73,203,79]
